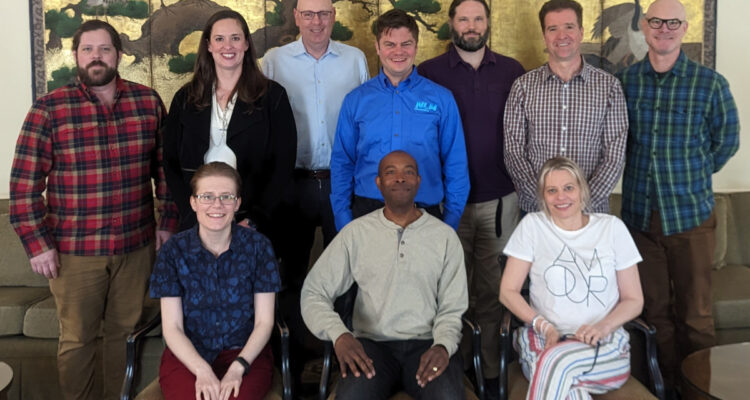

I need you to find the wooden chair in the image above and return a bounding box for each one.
[317,285,486,400]
[119,311,292,400]
[498,309,665,400]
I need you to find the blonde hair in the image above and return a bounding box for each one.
[536,157,591,215]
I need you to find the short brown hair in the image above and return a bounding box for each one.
[373,9,419,42]
[190,162,242,195]
[536,157,591,215]
[72,20,122,53]
[538,0,583,31]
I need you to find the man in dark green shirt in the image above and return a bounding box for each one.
[617,0,739,393]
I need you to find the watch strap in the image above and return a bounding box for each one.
[234,356,251,376]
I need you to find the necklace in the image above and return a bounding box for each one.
[213,87,237,136]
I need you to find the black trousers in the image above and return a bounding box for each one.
[336,339,465,400]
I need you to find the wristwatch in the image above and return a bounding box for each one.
[234,356,251,376]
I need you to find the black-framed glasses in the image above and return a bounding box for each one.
[560,334,601,375]
[193,193,238,205]
[298,10,333,21]
[646,17,685,30]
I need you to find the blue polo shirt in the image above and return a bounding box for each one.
[330,67,469,231]
[150,224,281,362]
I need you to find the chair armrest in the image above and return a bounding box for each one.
[120,312,162,400]
[624,318,665,400]
[462,316,485,400]
[498,308,513,400]
[319,340,334,400]
[275,317,292,400]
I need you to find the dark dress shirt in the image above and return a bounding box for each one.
[419,46,525,203]
[150,224,281,363]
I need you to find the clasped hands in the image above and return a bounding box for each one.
[193,360,245,400]
[334,333,449,387]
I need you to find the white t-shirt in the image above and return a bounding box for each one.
[503,212,642,334]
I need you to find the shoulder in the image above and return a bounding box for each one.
[160,229,194,254]
[414,73,454,100]
[492,51,525,72]
[122,79,162,100]
[419,52,450,71]
[584,63,620,85]
[587,213,628,232]
[331,40,367,59]
[235,225,274,247]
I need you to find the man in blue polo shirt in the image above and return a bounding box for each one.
[330,8,469,231]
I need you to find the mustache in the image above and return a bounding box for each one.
[86,60,108,69]
[462,30,481,37]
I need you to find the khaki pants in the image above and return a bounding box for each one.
[50,243,155,400]
[457,193,519,379]
[630,211,716,387]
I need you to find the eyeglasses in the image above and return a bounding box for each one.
[298,10,333,21]
[646,17,685,30]
[193,193,238,205]
[560,334,601,375]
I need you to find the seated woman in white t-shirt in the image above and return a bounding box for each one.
[499,157,644,400]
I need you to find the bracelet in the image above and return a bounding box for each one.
[234,356,251,376]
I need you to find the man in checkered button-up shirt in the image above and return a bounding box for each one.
[503,0,628,214]
[9,20,178,400]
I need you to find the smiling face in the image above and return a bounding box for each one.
[375,27,418,86]
[207,18,250,72]
[542,8,583,64]
[450,0,489,52]
[295,0,335,52]
[376,151,421,208]
[74,29,121,87]
[190,175,241,234]
[641,0,687,58]
[543,169,583,221]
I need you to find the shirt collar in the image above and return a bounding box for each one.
[376,207,431,230]
[187,222,241,256]
[447,45,495,69]
[291,37,338,59]
[541,55,591,83]
[377,66,419,90]
[643,50,688,78]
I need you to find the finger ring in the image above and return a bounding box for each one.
[432,366,438,372]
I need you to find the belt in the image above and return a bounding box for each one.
[294,169,330,179]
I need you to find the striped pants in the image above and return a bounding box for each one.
[514,326,631,400]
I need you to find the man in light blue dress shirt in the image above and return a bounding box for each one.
[261,0,369,391]
[330,9,469,232]
[262,0,368,271]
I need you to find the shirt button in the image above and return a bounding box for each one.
[395,90,399,94]
[561,126,567,131]
[562,105,567,110]
[395,111,400,114]
[401,240,405,245]
[394,133,399,137]
[400,253,404,258]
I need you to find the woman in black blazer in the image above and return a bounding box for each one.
[163,9,296,235]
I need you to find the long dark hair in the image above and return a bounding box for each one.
[184,9,267,112]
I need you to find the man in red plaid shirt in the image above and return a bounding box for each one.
[10,20,178,400]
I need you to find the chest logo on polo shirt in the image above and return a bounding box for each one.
[414,101,437,113]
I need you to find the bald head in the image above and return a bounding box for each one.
[645,0,686,20]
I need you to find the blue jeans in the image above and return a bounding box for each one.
[336,339,465,400]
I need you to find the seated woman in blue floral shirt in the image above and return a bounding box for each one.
[150,161,281,400]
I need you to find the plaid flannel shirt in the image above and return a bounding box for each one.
[10,76,179,258]
[618,51,739,235]
[504,59,628,213]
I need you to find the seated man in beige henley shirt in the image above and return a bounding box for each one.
[301,150,468,399]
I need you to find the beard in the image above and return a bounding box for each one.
[451,28,489,52]
[77,60,117,87]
